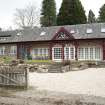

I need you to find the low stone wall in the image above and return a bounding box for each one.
[0,61,91,74]
[28,64,48,73]
[0,63,49,73]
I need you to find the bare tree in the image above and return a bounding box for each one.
[14,4,40,28]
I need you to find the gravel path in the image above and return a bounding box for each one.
[0,68,105,105]
[29,68,105,97]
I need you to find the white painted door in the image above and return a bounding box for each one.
[64,47,75,60]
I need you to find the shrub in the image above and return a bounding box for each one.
[27,55,32,60]
[11,60,18,66]
[62,60,71,66]
[0,56,15,64]
[19,59,25,64]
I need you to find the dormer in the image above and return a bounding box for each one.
[52,27,74,40]
[17,32,22,36]
[86,28,93,34]
[40,31,46,36]
[70,30,75,34]
[101,28,105,33]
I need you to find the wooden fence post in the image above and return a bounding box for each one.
[25,68,29,89]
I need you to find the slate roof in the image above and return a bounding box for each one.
[0,23,105,43]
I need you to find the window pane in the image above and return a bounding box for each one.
[90,48,94,60]
[78,47,101,60]
[34,49,38,55]
[0,47,5,55]
[10,46,17,55]
[46,48,49,55]
[70,48,74,59]
[85,48,88,60]
[78,48,84,59]
[64,47,75,60]
[65,48,69,60]
[32,48,49,59]
[40,48,42,56]
[54,48,62,59]
[95,48,101,60]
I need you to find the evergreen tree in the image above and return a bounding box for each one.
[57,0,87,25]
[98,4,105,22]
[88,10,96,23]
[40,0,56,27]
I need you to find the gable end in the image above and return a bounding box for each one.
[52,27,74,40]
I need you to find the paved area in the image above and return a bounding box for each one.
[29,68,105,97]
[1,68,105,105]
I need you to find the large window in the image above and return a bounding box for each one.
[78,47,101,60]
[70,47,75,59]
[85,48,89,59]
[10,46,17,55]
[64,47,75,60]
[53,47,62,60]
[0,46,5,55]
[95,48,101,60]
[31,48,49,59]
[65,48,69,59]
[90,48,94,60]
[78,48,84,59]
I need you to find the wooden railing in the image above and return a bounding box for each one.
[0,65,29,88]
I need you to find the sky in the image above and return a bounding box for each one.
[0,0,105,29]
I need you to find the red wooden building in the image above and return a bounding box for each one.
[0,23,105,62]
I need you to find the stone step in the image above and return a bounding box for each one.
[48,70,62,73]
[48,67,61,70]
[48,63,63,73]
[48,71,61,73]
[97,61,105,65]
[48,68,62,73]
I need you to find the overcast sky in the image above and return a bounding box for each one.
[0,0,105,29]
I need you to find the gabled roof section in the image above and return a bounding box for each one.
[52,27,74,40]
[1,23,105,44]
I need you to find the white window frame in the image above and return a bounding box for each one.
[78,47,102,61]
[0,46,5,55]
[94,47,101,60]
[31,48,49,59]
[64,46,75,60]
[10,46,17,55]
[52,47,62,61]
[86,28,93,34]
[101,28,105,33]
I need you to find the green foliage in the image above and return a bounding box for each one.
[57,0,87,25]
[40,0,56,27]
[27,54,32,60]
[88,10,96,23]
[98,4,105,22]
[26,60,52,64]
[0,56,15,64]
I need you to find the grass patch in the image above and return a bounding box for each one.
[0,56,15,64]
[26,60,52,64]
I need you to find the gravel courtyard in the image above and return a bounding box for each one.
[29,68,105,97]
[0,68,105,105]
